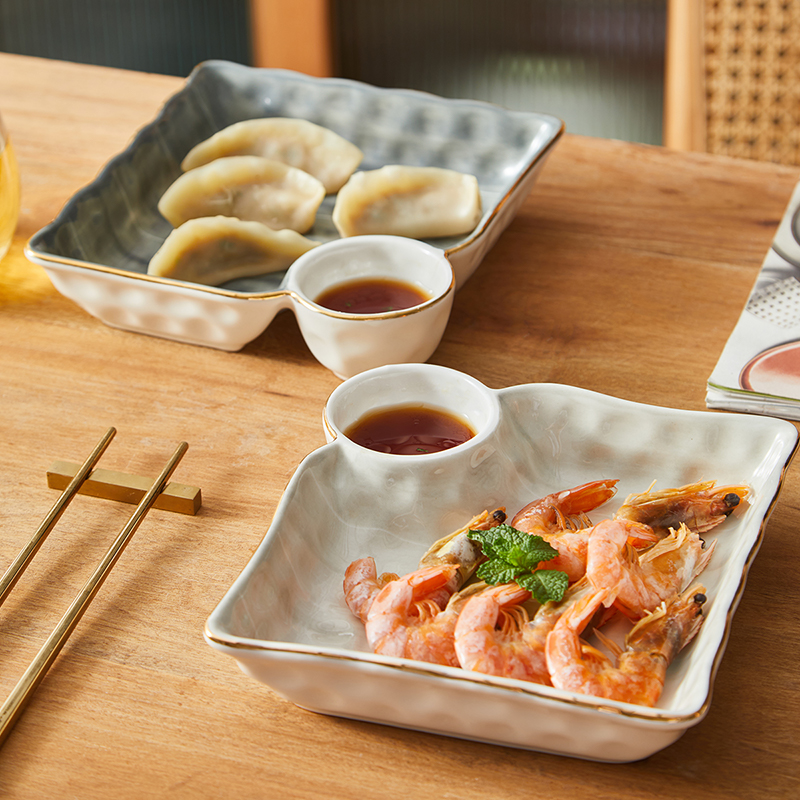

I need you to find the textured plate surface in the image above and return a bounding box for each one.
[205,381,797,762]
[26,61,563,350]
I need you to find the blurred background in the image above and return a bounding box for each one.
[0,0,666,144]
[1,0,797,164]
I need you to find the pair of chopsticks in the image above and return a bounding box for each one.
[0,428,189,745]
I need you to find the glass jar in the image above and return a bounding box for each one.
[0,111,21,263]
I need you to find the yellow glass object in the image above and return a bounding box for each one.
[0,113,21,263]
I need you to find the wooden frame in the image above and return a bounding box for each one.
[663,0,706,151]
[249,0,333,77]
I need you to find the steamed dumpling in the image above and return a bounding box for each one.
[332,165,482,239]
[181,118,364,194]
[158,156,325,233]
[147,216,319,286]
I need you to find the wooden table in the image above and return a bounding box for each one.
[1,53,798,799]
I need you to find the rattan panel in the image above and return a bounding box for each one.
[704,0,800,165]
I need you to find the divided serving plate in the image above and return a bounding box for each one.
[25,61,563,351]
[204,367,797,762]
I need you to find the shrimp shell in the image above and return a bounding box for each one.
[586,519,714,619]
[418,507,507,588]
[614,480,750,538]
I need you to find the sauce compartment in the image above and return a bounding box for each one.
[285,236,455,379]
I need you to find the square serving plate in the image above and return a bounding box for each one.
[204,382,797,762]
[25,60,564,351]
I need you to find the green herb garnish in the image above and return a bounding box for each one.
[467,524,569,604]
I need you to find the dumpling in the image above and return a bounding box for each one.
[147,216,319,286]
[331,165,482,239]
[158,156,325,233]
[181,118,363,194]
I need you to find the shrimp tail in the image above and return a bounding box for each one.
[551,480,620,517]
[343,557,399,622]
[511,479,619,534]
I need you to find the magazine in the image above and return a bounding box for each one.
[707,179,800,420]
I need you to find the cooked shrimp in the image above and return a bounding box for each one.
[453,582,542,681]
[419,507,507,588]
[365,564,466,666]
[511,479,619,536]
[529,529,595,583]
[343,557,399,622]
[530,518,655,583]
[344,508,506,622]
[546,583,707,707]
[614,480,750,538]
[586,519,714,619]
[510,480,635,582]
[454,576,599,684]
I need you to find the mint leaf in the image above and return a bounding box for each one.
[468,524,559,568]
[467,523,567,603]
[517,569,570,605]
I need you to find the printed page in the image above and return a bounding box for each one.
[707,180,800,418]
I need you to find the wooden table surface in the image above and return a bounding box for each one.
[1,53,799,799]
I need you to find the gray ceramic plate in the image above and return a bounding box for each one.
[25,61,564,350]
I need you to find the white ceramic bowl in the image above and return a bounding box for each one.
[285,237,454,379]
[205,364,798,762]
[322,361,498,445]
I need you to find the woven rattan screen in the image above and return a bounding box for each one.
[704,0,800,165]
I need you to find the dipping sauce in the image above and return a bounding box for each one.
[316,278,430,314]
[344,404,475,455]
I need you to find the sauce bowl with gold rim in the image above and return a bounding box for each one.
[284,236,454,379]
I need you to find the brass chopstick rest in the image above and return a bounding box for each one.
[46,460,202,515]
[0,431,195,746]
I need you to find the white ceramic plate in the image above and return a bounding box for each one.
[25,61,563,352]
[205,376,797,762]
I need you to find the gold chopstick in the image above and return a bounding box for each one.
[0,427,117,607]
[0,440,189,746]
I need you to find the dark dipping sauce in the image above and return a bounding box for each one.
[345,404,475,455]
[315,278,430,314]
